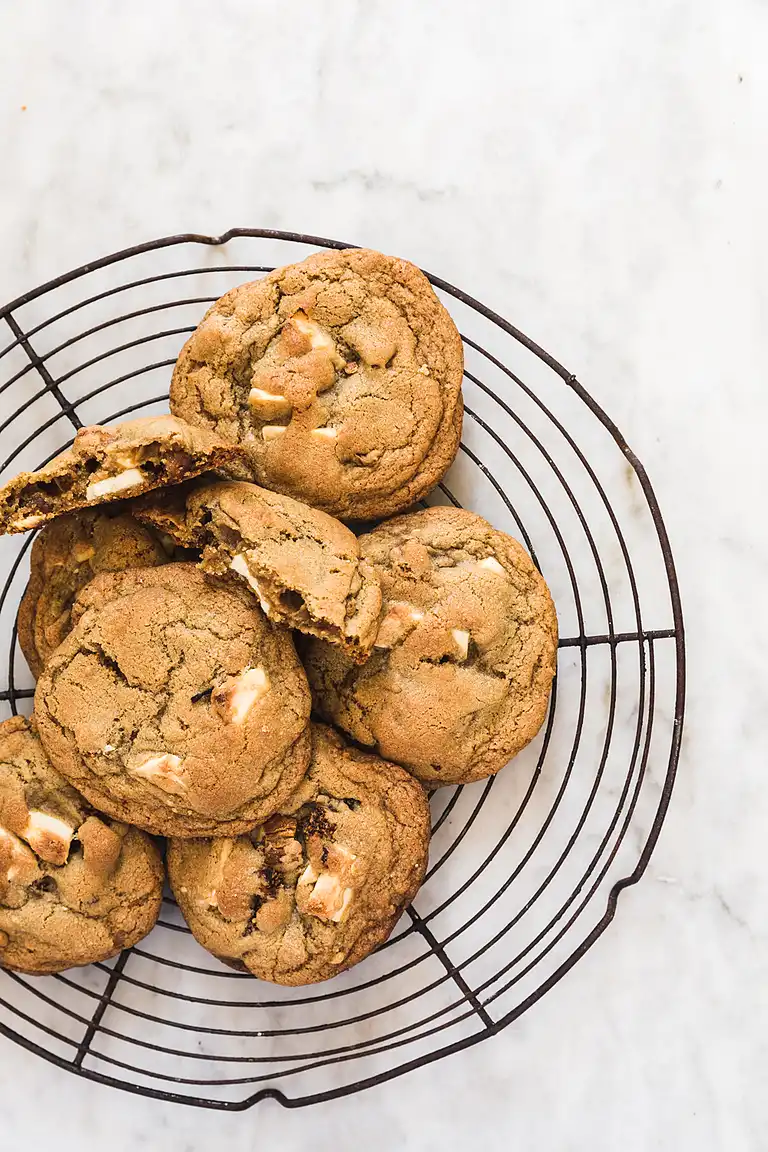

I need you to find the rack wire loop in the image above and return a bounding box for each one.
[0,230,685,1110]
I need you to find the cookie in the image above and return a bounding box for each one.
[135,479,382,661]
[33,564,312,837]
[0,716,163,974]
[303,506,558,785]
[0,414,245,534]
[168,723,430,985]
[169,248,464,521]
[17,508,172,678]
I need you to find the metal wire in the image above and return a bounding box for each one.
[0,229,686,1110]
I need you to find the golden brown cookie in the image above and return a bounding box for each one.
[169,248,464,521]
[168,724,430,985]
[0,414,246,534]
[17,508,172,678]
[0,716,163,974]
[135,479,382,661]
[303,506,558,785]
[33,564,312,837]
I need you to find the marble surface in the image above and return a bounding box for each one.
[0,1,766,1148]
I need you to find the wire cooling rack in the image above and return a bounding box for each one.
[0,229,685,1109]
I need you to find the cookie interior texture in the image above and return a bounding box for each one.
[135,479,382,660]
[0,414,246,534]
[33,563,312,837]
[17,507,172,678]
[169,248,464,521]
[168,724,430,984]
[303,506,558,785]
[0,716,163,974]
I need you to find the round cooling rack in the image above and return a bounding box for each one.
[0,230,685,1110]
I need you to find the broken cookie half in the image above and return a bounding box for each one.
[135,478,382,661]
[0,414,246,535]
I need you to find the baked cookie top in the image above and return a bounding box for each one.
[168,723,430,985]
[303,506,558,785]
[17,508,171,678]
[136,479,382,661]
[33,563,312,837]
[0,415,245,534]
[169,248,464,521]
[0,716,163,974]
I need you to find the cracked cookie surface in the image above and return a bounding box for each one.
[135,479,382,660]
[169,248,464,521]
[0,716,163,974]
[168,723,430,984]
[0,415,246,534]
[303,506,558,785]
[17,508,172,678]
[34,563,312,837]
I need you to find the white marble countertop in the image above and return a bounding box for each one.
[0,1,766,1149]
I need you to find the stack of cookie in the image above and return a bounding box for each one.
[0,249,557,985]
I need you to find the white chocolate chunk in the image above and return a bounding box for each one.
[11,514,45,531]
[248,388,292,418]
[261,425,287,442]
[229,552,255,585]
[304,872,355,923]
[305,871,343,918]
[213,666,271,724]
[298,862,318,888]
[0,827,39,885]
[311,427,337,441]
[324,843,360,884]
[479,556,505,576]
[130,753,187,795]
[229,554,272,614]
[418,364,430,376]
[451,628,470,660]
[295,861,319,913]
[292,312,336,355]
[331,887,355,924]
[23,811,74,865]
[375,602,424,649]
[86,467,144,501]
[297,844,359,923]
[226,666,271,724]
[110,447,147,470]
